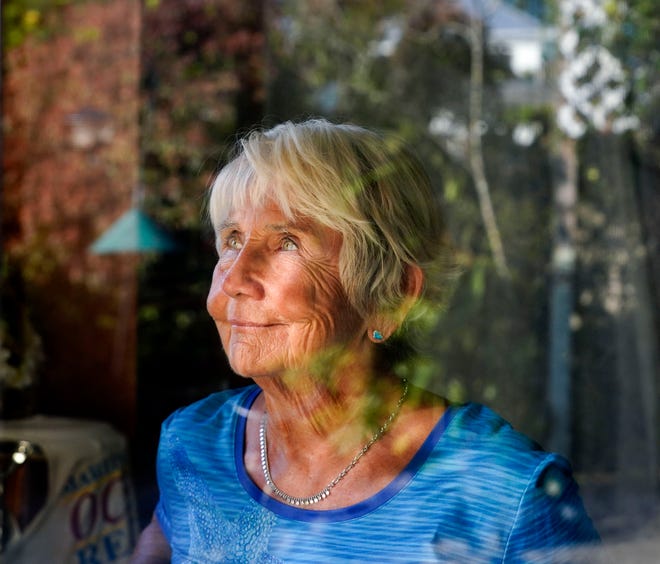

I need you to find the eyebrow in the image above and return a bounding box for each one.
[266,222,314,234]
[218,220,315,234]
[218,220,238,232]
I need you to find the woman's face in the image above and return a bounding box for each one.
[207,202,366,379]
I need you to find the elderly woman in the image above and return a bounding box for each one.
[133,119,599,562]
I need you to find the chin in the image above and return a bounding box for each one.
[225,354,285,380]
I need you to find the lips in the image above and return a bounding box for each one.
[228,320,280,328]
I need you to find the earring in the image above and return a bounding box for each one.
[372,330,384,341]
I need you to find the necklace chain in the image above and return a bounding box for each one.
[259,379,409,506]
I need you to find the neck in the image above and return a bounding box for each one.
[254,351,402,457]
[258,378,409,506]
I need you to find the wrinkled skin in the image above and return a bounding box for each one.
[131,206,444,562]
[207,203,368,381]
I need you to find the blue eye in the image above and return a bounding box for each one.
[225,233,243,250]
[281,237,298,251]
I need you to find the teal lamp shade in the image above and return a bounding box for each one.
[90,208,178,254]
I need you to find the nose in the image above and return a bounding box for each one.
[209,246,265,308]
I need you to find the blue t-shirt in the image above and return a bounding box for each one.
[155,385,599,563]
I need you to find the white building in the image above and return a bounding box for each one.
[457,0,556,79]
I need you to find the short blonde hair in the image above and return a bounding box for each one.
[209,119,456,321]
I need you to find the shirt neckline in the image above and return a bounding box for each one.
[234,384,458,523]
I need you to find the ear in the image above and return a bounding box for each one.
[402,263,424,302]
[367,264,424,343]
[395,263,424,325]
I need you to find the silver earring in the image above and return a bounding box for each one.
[372,330,384,341]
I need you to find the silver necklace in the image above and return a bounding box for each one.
[259,379,409,506]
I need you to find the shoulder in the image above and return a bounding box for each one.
[157,385,259,456]
[434,403,574,521]
[444,402,561,473]
[442,403,599,550]
[162,384,258,434]
[446,402,537,446]
[156,384,258,493]
[425,403,599,558]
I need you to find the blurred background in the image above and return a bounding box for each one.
[1,0,658,561]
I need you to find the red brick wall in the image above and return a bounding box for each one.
[3,0,141,435]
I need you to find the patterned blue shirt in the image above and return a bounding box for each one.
[155,385,600,562]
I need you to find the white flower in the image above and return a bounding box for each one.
[559,45,634,134]
[428,110,468,159]
[559,29,579,57]
[369,18,403,58]
[429,110,456,137]
[557,104,587,138]
[601,86,626,112]
[512,122,543,146]
[612,115,640,134]
[560,0,607,28]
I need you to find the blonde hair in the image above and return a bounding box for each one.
[209,119,456,321]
